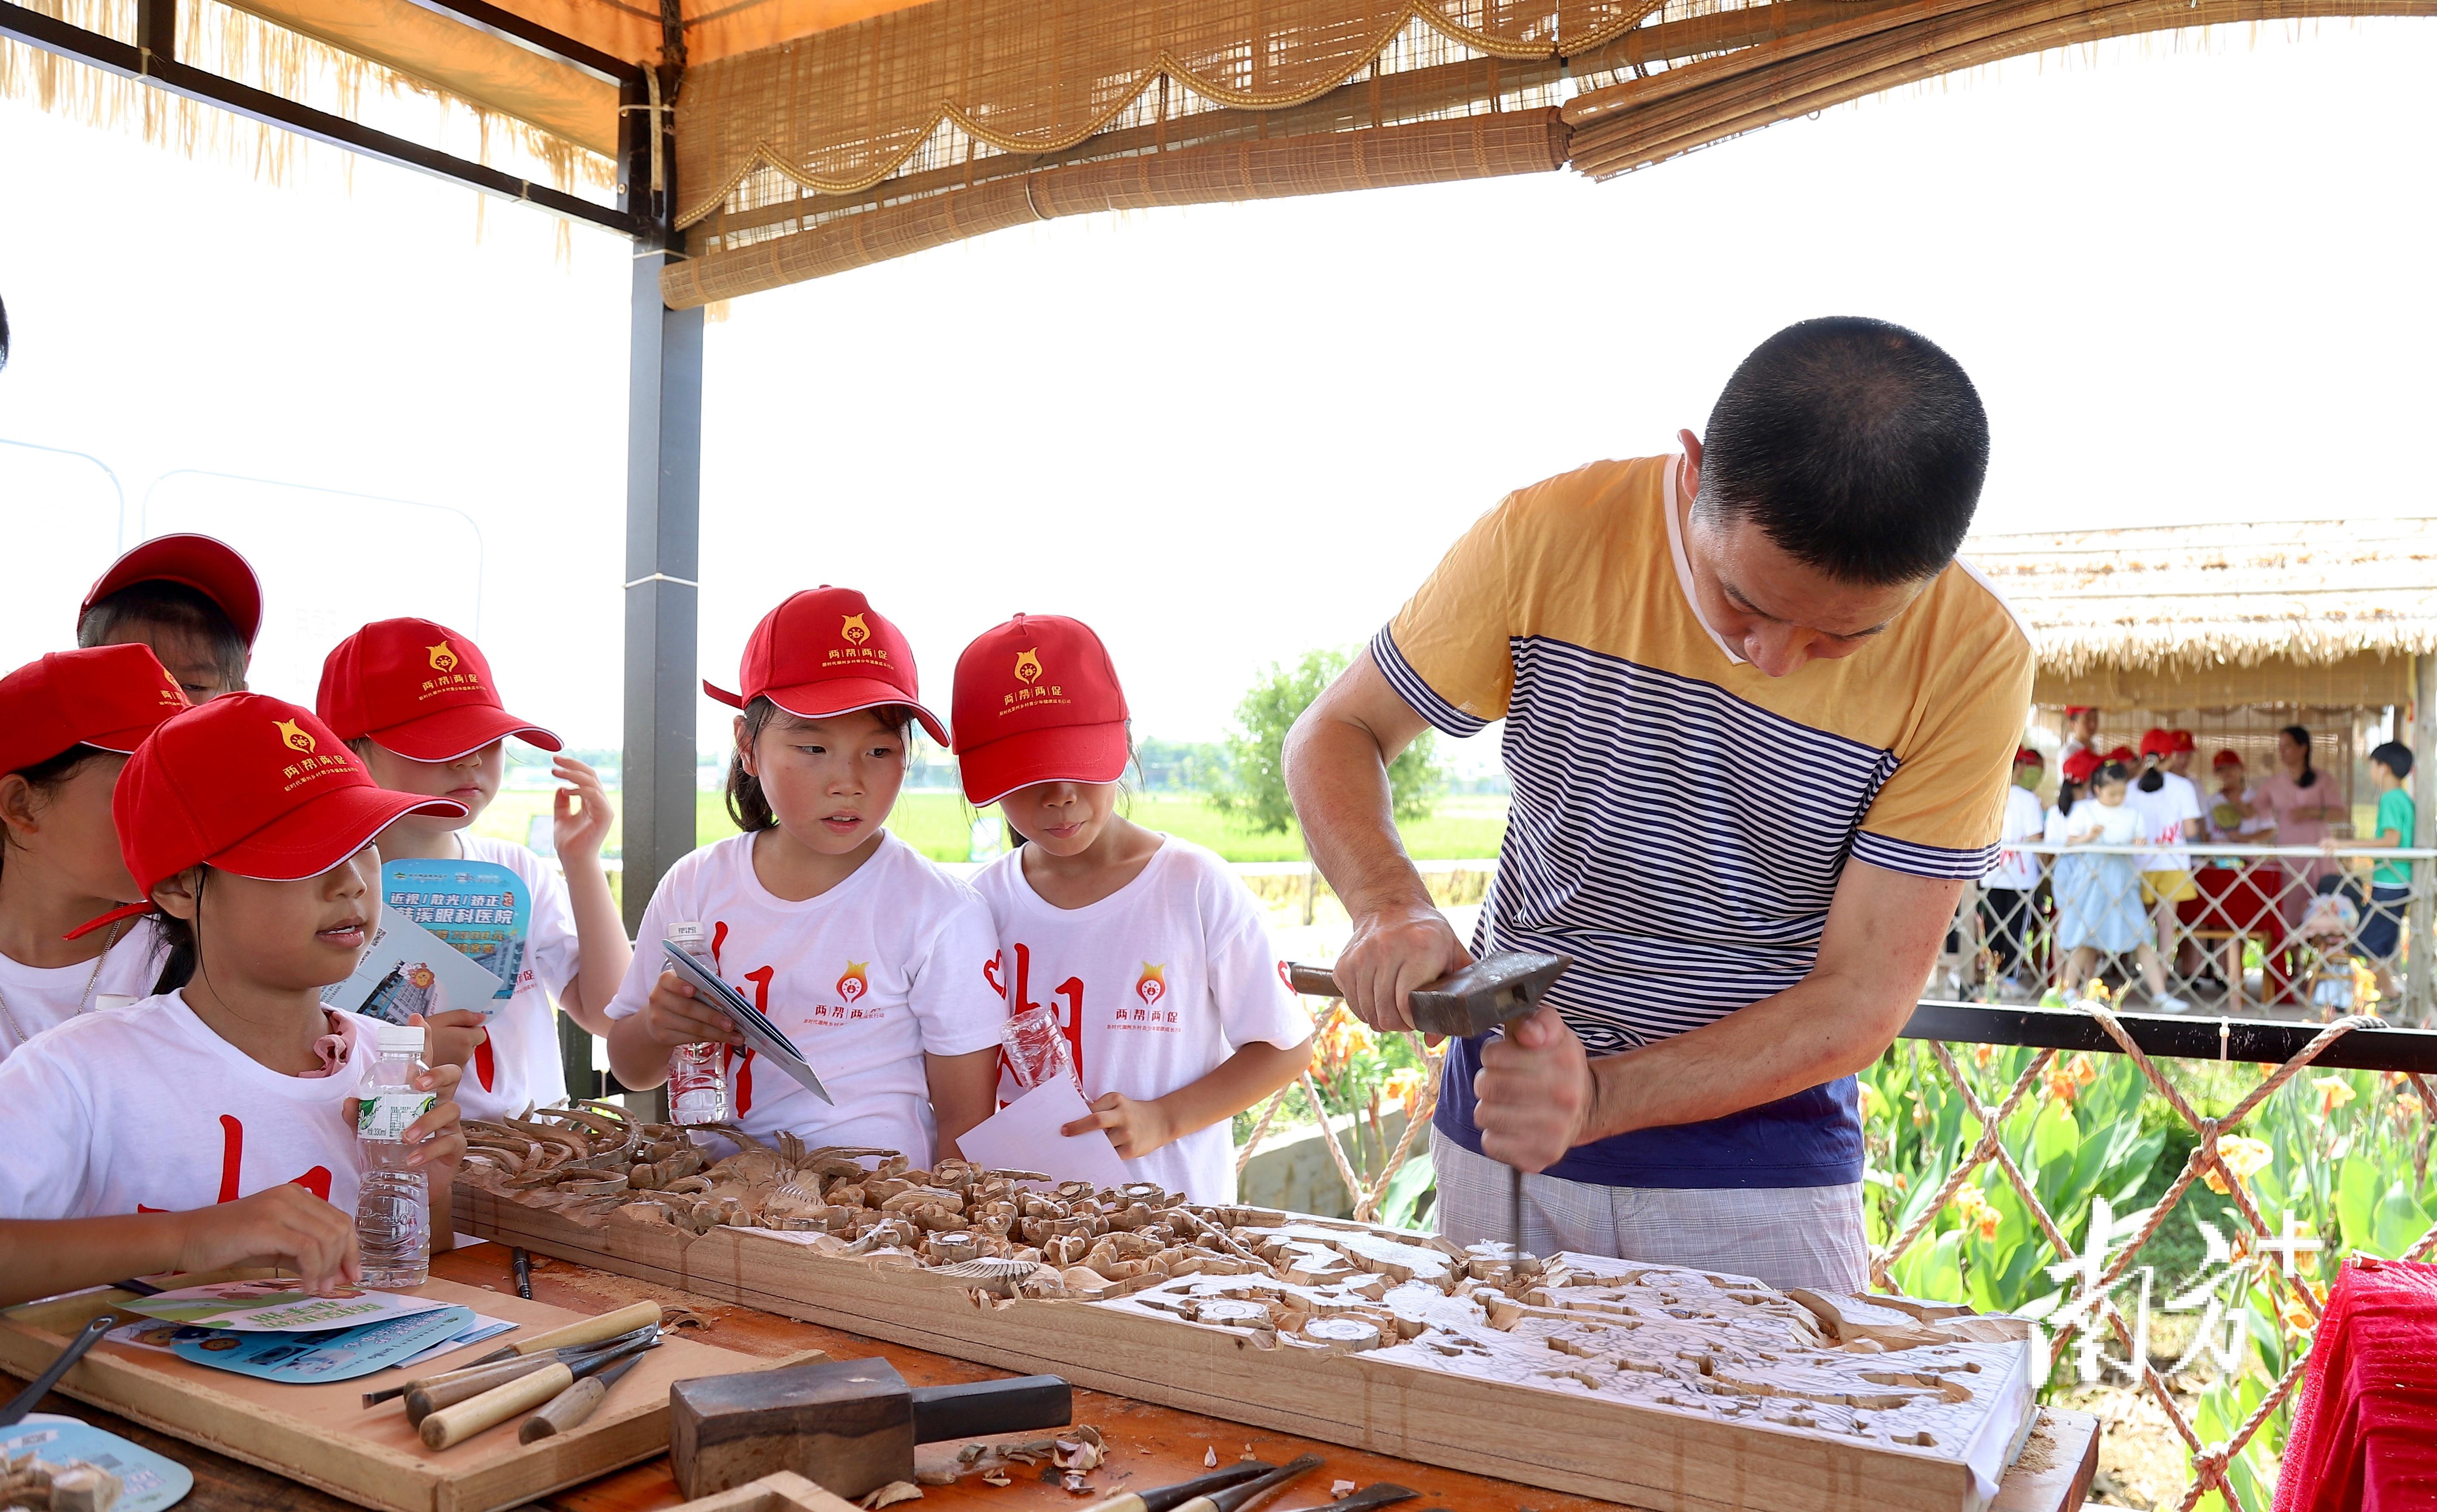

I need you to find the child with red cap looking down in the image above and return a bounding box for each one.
[0,646,191,1057]
[77,533,262,704]
[0,694,468,1305]
[317,618,631,1119]
[604,589,1004,1165]
[951,615,1314,1203]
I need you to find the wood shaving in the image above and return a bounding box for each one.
[1203,1447,1218,1468]
[1332,1481,1357,1497]
[860,1482,923,1509]
[980,1472,1012,1488]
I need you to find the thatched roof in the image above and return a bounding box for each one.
[1968,518,2437,680]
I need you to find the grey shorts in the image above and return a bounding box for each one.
[1428,1127,1869,1292]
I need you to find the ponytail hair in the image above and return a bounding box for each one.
[2138,759,2165,794]
[2096,761,2133,789]
[724,699,918,834]
[2057,777,2085,813]
[150,868,207,996]
[2283,724,2318,789]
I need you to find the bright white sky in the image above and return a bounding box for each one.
[3,19,2433,763]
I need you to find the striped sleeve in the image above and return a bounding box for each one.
[1373,493,1523,736]
[1851,830,2000,881]
[1852,593,2036,880]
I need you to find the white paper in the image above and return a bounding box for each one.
[389,1313,518,1371]
[954,1081,1131,1190]
[118,1278,455,1333]
[322,908,506,1023]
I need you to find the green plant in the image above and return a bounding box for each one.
[1210,649,1442,835]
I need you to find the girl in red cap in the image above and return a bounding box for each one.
[0,694,468,1305]
[603,589,1005,1166]
[2128,727,2203,971]
[0,646,191,1057]
[317,618,632,1122]
[950,614,1315,1203]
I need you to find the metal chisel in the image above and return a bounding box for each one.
[1283,950,1571,1261]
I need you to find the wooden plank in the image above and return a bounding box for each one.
[1988,1409,2099,1512]
[456,1191,2031,1512]
[0,1274,816,1512]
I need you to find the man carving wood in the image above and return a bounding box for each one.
[1283,317,2033,1290]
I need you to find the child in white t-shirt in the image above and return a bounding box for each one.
[0,694,467,1305]
[2058,760,2187,1012]
[318,618,630,1120]
[952,615,1314,1203]
[0,646,190,1057]
[605,589,1004,1165]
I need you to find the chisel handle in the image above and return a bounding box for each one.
[404,1354,563,1427]
[420,1362,574,1450]
[517,1376,607,1443]
[508,1301,660,1356]
[1074,1461,1274,1512]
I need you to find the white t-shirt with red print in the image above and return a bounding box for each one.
[0,916,169,1059]
[0,991,376,1219]
[446,835,582,1121]
[971,837,1313,1205]
[605,830,1005,1165]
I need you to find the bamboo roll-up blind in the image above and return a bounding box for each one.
[662,108,1566,304]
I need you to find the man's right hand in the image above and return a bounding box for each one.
[1334,903,1472,1031]
[173,1186,360,1294]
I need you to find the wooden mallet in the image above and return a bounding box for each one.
[671,1358,1072,1500]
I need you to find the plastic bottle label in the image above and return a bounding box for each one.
[358,1092,437,1142]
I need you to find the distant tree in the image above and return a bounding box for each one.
[1213,649,1441,835]
[1133,738,1233,793]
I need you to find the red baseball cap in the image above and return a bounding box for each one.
[2214,749,2246,769]
[2139,728,2176,759]
[705,587,946,745]
[317,618,561,762]
[2105,745,2139,766]
[0,645,190,773]
[2062,750,2102,784]
[81,534,264,648]
[951,614,1130,806]
[2013,746,2044,768]
[2171,729,2197,753]
[2062,705,2096,718]
[70,694,465,939]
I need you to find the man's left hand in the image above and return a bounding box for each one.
[1474,1006,1595,1173]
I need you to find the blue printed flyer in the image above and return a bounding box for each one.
[382,858,532,1001]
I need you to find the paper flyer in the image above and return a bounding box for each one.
[117,1277,455,1333]
[0,1416,194,1512]
[660,942,834,1105]
[321,905,505,1024]
[167,1304,476,1384]
[381,858,530,1000]
[954,1080,1130,1190]
[108,1310,512,1373]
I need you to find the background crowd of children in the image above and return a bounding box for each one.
[0,536,1314,1305]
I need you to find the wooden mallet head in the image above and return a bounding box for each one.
[672,1358,1071,1501]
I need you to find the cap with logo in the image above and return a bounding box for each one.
[2105,745,2140,766]
[2012,746,2043,769]
[951,614,1130,806]
[0,645,191,773]
[2062,705,2096,718]
[317,618,562,762]
[704,587,947,746]
[2171,729,2198,753]
[2214,749,2246,769]
[68,693,465,939]
[2139,728,2176,759]
[2062,749,2103,784]
[80,534,264,648]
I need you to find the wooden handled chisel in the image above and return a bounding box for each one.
[1291,1486,1419,1512]
[1283,951,1571,1262]
[419,1337,655,1450]
[396,1329,658,1425]
[1176,1453,1321,1512]
[364,1320,660,1410]
[1071,1461,1275,1512]
[518,1347,648,1443]
[468,1300,661,1365]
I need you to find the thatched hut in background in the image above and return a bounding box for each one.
[1968,518,2437,831]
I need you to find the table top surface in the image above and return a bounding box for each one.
[14,1241,2100,1512]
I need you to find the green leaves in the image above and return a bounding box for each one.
[1208,648,1443,835]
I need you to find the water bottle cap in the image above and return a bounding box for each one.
[375,1022,427,1055]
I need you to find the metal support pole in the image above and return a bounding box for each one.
[2407,655,2436,1024]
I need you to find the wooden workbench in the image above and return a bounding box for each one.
[12,1243,2100,1512]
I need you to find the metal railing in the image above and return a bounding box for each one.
[1957,843,2437,1023]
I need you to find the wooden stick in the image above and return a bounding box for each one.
[418,1363,574,1450]
[402,1355,567,1426]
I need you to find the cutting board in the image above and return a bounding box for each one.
[0,1273,819,1512]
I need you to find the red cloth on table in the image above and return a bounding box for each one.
[2274,1258,2437,1512]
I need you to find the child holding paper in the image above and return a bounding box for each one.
[0,695,466,1305]
[0,646,189,1057]
[951,614,1313,1203]
[318,618,631,1120]
[604,588,1003,1164]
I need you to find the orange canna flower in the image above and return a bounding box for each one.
[2203,1135,2272,1196]
[1379,1066,1430,1119]
[2313,1075,2357,1121]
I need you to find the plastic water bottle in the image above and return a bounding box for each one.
[667,922,728,1126]
[355,1021,433,1288]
